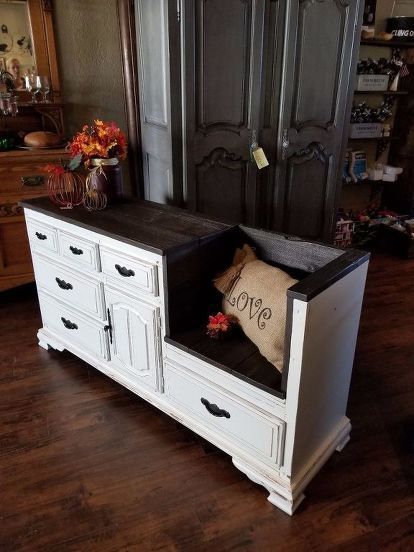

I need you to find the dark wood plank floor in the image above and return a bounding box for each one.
[1,253,414,551]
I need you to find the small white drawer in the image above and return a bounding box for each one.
[59,231,100,272]
[164,361,285,466]
[26,219,59,254]
[100,246,158,296]
[33,255,105,319]
[38,293,109,360]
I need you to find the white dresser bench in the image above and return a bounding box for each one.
[21,197,369,515]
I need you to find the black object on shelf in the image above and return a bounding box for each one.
[354,90,408,96]
[360,38,414,48]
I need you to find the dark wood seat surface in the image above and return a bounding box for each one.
[165,325,284,399]
[20,197,231,255]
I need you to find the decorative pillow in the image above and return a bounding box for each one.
[213,244,297,372]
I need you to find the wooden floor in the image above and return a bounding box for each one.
[1,253,414,551]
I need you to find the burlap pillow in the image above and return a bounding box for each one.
[214,244,297,372]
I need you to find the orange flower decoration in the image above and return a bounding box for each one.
[68,119,127,162]
[206,312,237,339]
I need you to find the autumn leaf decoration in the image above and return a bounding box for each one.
[206,312,238,339]
[68,119,127,164]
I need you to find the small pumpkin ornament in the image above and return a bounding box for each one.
[83,185,107,211]
[44,156,86,209]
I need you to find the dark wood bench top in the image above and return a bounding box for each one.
[20,197,231,255]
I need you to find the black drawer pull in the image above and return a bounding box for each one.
[61,317,78,330]
[200,398,230,419]
[69,246,83,255]
[55,277,73,290]
[21,175,44,187]
[115,264,135,277]
[35,232,47,240]
[104,308,113,344]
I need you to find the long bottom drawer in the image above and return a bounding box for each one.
[38,292,110,361]
[164,361,285,466]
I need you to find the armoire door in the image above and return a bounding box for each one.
[272,0,363,240]
[183,0,286,226]
[131,0,363,240]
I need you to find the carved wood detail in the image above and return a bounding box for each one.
[0,203,23,218]
[196,147,244,172]
[34,106,64,136]
[290,142,330,165]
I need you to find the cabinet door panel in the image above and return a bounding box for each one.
[273,0,363,240]
[105,287,161,391]
[184,0,268,225]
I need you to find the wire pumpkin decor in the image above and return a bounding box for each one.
[47,171,86,209]
[83,166,108,211]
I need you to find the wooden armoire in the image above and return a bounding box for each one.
[121,0,364,242]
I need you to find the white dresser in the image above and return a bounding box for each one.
[22,198,369,515]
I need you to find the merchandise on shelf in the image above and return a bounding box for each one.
[334,219,355,248]
[349,150,368,183]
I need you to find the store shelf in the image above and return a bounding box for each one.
[360,39,414,48]
[348,136,400,142]
[354,90,408,95]
[343,179,397,189]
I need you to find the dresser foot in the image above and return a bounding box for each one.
[335,433,350,452]
[335,423,351,452]
[37,329,65,352]
[232,457,302,516]
[267,490,305,516]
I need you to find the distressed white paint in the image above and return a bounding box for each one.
[24,207,369,516]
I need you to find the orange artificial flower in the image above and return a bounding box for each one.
[68,120,127,162]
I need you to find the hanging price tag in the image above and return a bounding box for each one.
[252,147,269,169]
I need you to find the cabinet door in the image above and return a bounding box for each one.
[105,287,161,391]
[184,0,277,226]
[272,0,363,240]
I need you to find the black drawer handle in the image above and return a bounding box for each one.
[200,398,230,419]
[104,308,113,344]
[115,264,135,277]
[35,232,47,240]
[21,175,44,187]
[55,277,73,290]
[69,246,83,255]
[61,317,78,330]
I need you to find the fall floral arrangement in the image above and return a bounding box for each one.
[68,119,127,165]
[206,312,238,339]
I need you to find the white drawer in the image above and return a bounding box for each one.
[59,230,100,272]
[100,246,158,296]
[164,361,285,466]
[38,293,109,360]
[33,254,105,319]
[26,219,59,254]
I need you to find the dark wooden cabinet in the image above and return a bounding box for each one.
[0,0,66,291]
[126,0,363,241]
[0,148,69,292]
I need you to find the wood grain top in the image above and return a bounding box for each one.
[20,197,232,255]
[0,147,69,160]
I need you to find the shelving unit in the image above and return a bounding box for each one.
[340,38,412,215]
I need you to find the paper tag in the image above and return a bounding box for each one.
[252,147,269,169]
